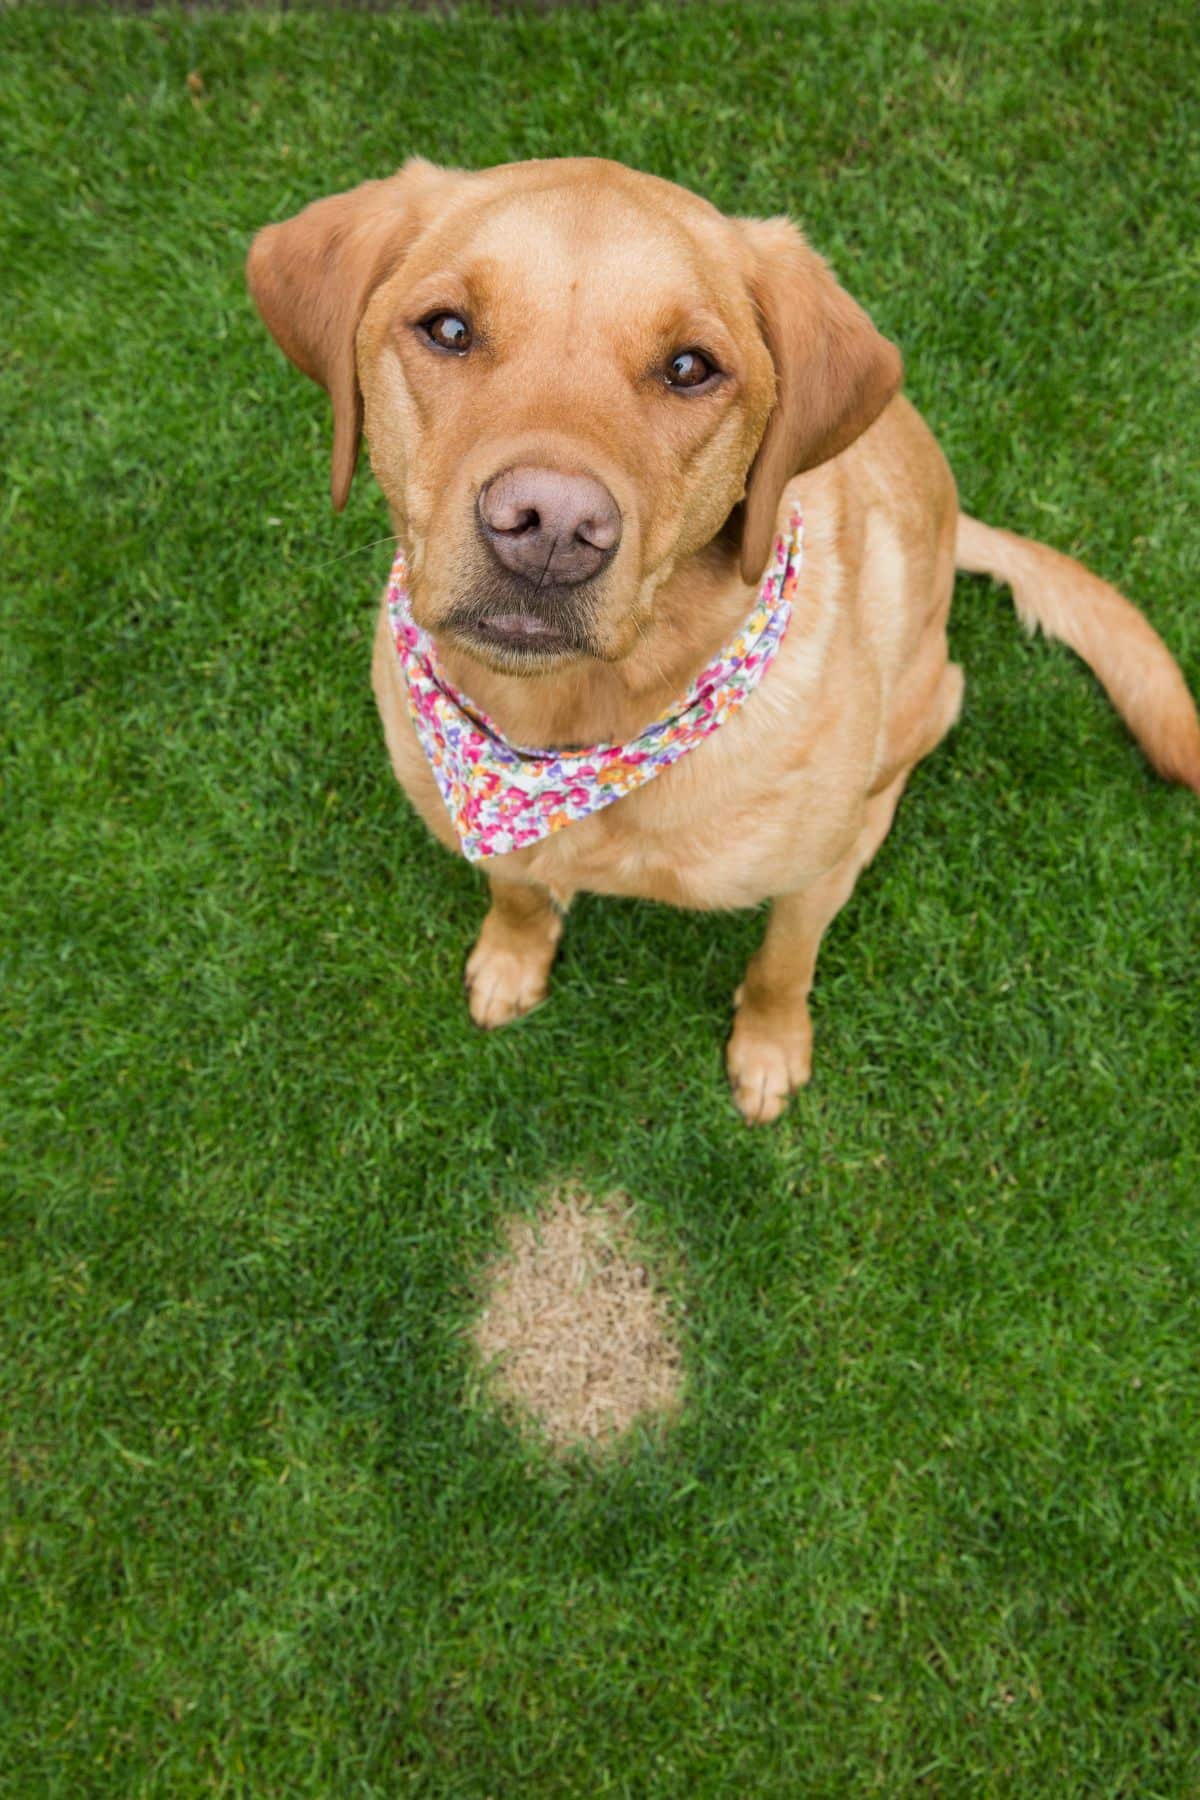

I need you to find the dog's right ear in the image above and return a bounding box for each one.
[246,158,449,511]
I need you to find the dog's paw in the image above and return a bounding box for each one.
[465,940,552,1029]
[725,1009,812,1125]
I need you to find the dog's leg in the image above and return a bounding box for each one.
[727,658,963,1122]
[465,876,565,1029]
[727,768,911,1124]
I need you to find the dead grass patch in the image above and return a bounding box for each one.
[471,1189,683,1451]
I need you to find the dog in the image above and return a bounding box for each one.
[247,156,1200,1123]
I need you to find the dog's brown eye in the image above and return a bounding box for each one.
[420,312,472,353]
[666,348,718,390]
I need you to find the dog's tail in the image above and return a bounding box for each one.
[956,513,1200,792]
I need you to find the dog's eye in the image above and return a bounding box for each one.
[419,312,472,353]
[665,348,719,391]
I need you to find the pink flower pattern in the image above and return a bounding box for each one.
[387,508,803,862]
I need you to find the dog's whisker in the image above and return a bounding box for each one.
[534,534,560,596]
[308,533,402,574]
[630,609,674,695]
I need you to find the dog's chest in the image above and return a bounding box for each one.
[375,584,870,909]
[511,694,866,907]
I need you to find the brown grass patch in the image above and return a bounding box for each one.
[471,1190,683,1450]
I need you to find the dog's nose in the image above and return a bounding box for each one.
[478,466,620,585]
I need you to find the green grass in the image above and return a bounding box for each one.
[3,2,1199,1792]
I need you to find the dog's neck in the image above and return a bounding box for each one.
[431,532,755,751]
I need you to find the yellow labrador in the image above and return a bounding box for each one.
[248,157,1200,1121]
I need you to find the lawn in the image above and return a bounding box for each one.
[3,2,1199,1792]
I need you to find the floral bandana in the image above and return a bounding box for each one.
[387,507,804,862]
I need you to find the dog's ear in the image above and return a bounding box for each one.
[736,216,902,583]
[246,158,448,511]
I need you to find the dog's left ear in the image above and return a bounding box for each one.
[246,157,450,511]
[737,216,902,583]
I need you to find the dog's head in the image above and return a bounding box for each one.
[248,156,900,673]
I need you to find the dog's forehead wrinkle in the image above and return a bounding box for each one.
[466,253,729,357]
[456,186,723,315]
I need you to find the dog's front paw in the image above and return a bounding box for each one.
[725,1007,812,1125]
[464,938,553,1029]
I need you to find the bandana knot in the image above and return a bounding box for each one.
[388,507,803,862]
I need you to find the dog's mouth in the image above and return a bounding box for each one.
[442,580,600,671]
[458,610,581,659]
